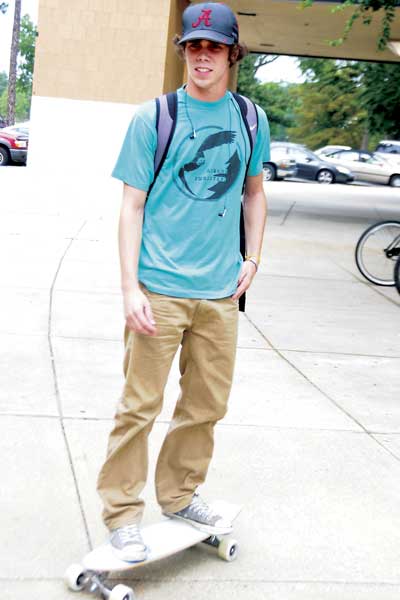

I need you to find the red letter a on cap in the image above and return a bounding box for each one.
[192,8,212,28]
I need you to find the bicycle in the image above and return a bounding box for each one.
[355,220,400,286]
[395,256,400,295]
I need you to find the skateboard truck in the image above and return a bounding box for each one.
[65,565,135,599]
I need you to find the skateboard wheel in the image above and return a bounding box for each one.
[109,583,135,600]
[217,538,238,562]
[64,563,87,591]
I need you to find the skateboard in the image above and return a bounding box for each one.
[65,501,242,600]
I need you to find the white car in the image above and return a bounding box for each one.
[315,145,351,157]
[323,149,400,187]
[374,140,400,167]
[3,121,29,135]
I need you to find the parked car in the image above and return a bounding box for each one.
[263,146,297,181]
[375,140,400,155]
[374,140,400,168]
[0,123,29,166]
[315,144,351,157]
[322,149,400,187]
[5,122,29,135]
[271,142,354,184]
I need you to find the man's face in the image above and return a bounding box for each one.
[184,39,231,91]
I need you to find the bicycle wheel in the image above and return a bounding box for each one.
[395,257,400,295]
[355,220,400,286]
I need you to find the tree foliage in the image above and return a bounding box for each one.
[301,0,399,50]
[239,51,400,148]
[360,61,400,138]
[237,54,297,139]
[7,0,22,125]
[0,14,37,123]
[0,86,30,121]
[0,72,7,96]
[18,14,37,93]
[288,59,367,148]
[288,57,400,149]
[237,54,277,96]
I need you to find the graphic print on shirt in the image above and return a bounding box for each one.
[173,126,243,201]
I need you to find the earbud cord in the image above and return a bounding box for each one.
[184,87,235,217]
[218,93,233,217]
[184,86,196,139]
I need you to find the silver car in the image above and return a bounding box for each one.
[263,146,297,182]
[374,140,400,168]
[315,144,351,157]
[323,149,400,187]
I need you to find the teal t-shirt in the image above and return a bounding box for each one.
[112,86,270,299]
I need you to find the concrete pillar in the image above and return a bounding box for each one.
[228,62,239,92]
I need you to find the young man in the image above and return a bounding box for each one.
[97,2,270,563]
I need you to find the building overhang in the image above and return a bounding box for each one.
[192,1,400,62]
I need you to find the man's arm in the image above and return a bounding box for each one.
[231,172,267,300]
[119,183,157,335]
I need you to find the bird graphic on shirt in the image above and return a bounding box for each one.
[178,131,240,200]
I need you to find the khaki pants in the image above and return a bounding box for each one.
[97,287,238,530]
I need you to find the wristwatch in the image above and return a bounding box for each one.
[245,255,260,271]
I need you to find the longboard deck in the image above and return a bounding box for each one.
[83,501,242,572]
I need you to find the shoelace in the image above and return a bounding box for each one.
[190,494,218,521]
[119,524,142,544]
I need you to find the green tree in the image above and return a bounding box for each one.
[288,59,367,149]
[360,61,400,138]
[0,72,7,96]
[238,54,298,139]
[1,14,37,123]
[17,15,37,96]
[252,82,299,140]
[7,0,22,125]
[289,57,400,148]
[0,85,30,122]
[237,54,278,97]
[237,55,258,97]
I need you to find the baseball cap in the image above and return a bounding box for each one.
[179,2,239,46]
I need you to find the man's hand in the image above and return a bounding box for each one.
[231,260,257,301]
[123,287,157,335]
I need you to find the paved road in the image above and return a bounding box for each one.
[1,169,400,600]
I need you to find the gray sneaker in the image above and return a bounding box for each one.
[164,493,233,535]
[110,523,147,562]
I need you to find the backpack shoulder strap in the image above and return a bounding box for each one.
[231,93,258,315]
[231,92,258,156]
[147,91,178,196]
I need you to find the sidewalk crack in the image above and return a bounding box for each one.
[47,219,92,551]
[244,313,400,467]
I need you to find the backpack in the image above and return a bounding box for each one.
[150,91,259,312]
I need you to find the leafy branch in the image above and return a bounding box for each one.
[253,55,278,75]
[300,0,399,50]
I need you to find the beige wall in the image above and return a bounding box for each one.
[33,0,185,104]
[163,0,189,94]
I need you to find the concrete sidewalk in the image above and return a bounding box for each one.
[2,168,400,600]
